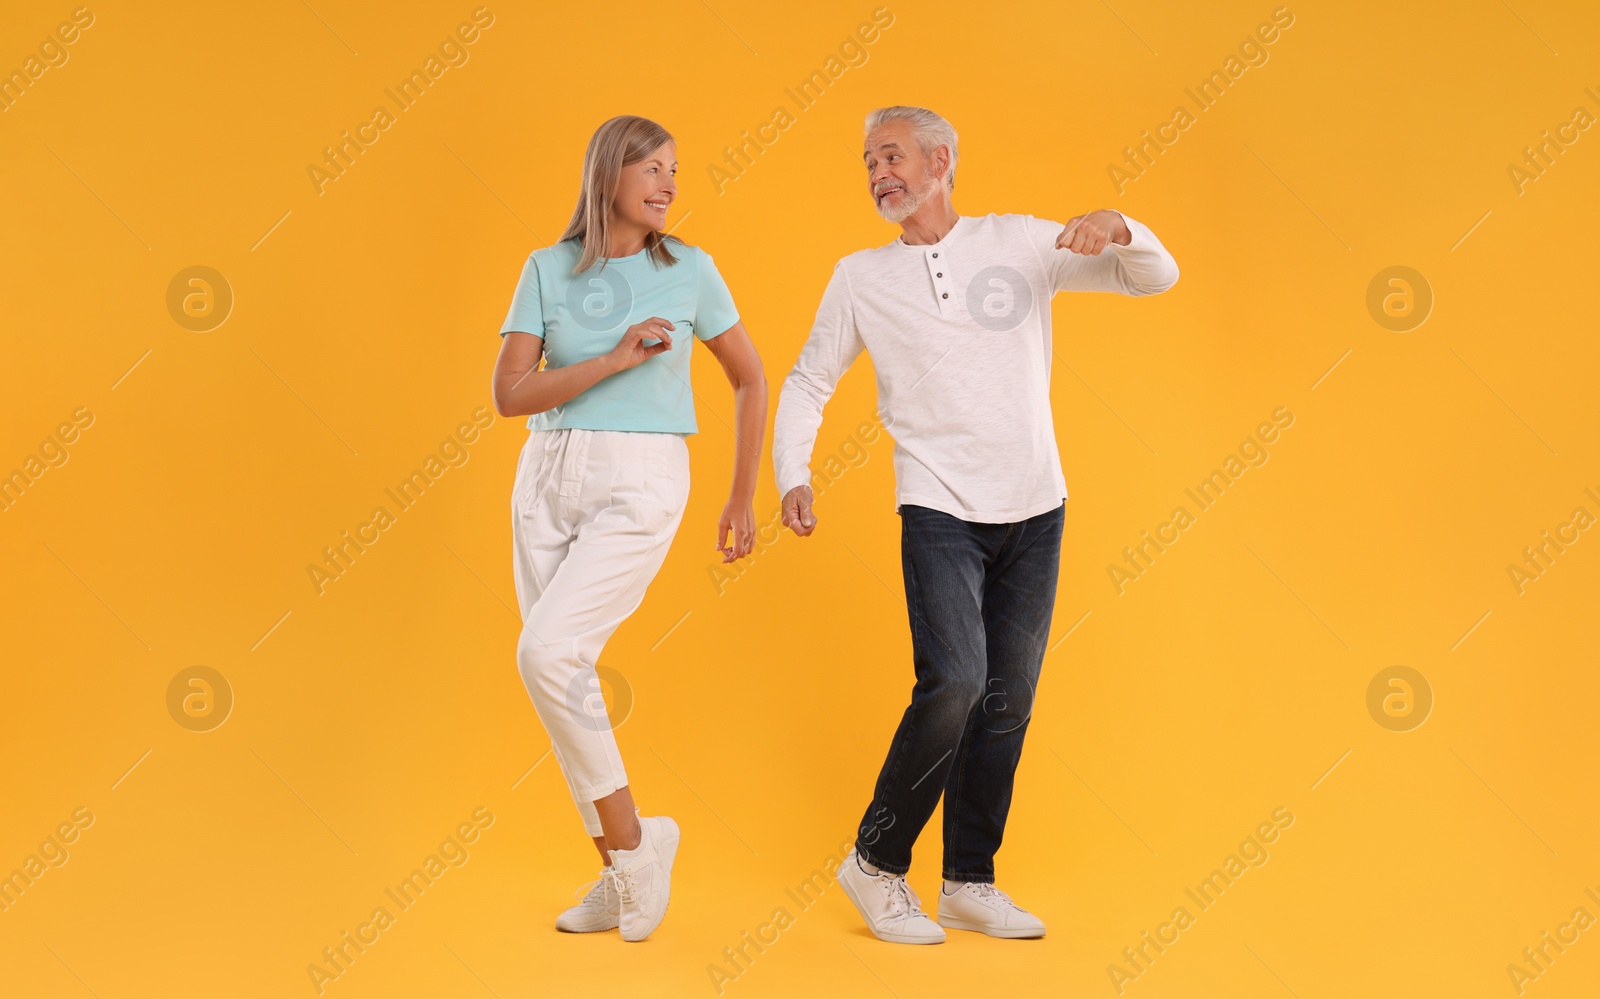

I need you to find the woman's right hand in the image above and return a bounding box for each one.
[607,318,675,373]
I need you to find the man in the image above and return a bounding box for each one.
[773,105,1178,944]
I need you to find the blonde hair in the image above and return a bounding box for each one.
[560,115,684,274]
[865,105,958,191]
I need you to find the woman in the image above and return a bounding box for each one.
[491,115,767,942]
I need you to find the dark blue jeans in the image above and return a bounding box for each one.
[854,502,1064,883]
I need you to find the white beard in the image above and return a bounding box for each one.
[875,173,934,223]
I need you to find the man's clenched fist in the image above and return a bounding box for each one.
[1057,209,1132,255]
[781,485,817,537]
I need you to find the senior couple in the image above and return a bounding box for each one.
[490,106,1179,944]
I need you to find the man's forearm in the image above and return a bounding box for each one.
[1063,213,1177,296]
[773,368,829,497]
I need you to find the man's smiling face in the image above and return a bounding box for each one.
[864,120,943,224]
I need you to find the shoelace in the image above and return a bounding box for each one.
[606,865,640,905]
[573,871,615,907]
[883,876,926,918]
[969,882,1022,909]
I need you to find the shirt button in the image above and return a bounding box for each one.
[941,292,948,299]
[932,253,939,258]
[936,272,942,278]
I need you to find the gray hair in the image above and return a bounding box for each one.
[864,106,958,191]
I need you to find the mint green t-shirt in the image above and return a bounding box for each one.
[499,238,740,434]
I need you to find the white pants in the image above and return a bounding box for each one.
[510,428,690,837]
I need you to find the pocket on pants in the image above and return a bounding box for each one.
[647,435,691,536]
[659,435,691,521]
[605,434,680,538]
[510,436,532,510]
[512,432,559,513]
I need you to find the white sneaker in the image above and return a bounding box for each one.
[938,881,1047,938]
[607,815,681,942]
[835,847,945,944]
[555,867,620,932]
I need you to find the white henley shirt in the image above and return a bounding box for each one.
[773,211,1179,524]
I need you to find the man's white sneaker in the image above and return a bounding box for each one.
[607,815,681,942]
[835,847,946,944]
[555,867,620,932]
[937,881,1046,938]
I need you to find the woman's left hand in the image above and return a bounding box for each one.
[717,497,756,563]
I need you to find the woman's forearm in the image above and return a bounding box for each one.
[729,378,768,500]
[496,353,619,418]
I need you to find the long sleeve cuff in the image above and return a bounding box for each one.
[1106,212,1179,294]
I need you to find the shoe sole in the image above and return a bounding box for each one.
[556,919,619,933]
[556,910,620,933]
[837,863,945,945]
[621,817,680,943]
[938,914,1046,939]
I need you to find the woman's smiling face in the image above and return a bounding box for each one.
[614,140,677,235]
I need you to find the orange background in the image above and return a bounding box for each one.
[3,1,1598,997]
